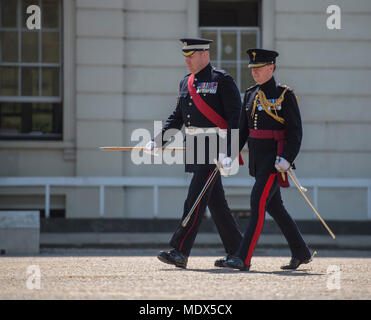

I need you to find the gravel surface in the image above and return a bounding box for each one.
[0,248,370,300]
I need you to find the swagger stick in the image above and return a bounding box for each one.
[287,169,336,239]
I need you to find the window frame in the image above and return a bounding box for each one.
[0,0,63,139]
[200,26,261,93]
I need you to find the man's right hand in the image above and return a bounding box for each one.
[275,157,290,172]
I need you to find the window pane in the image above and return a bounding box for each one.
[241,63,255,91]
[0,102,62,137]
[42,0,59,28]
[0,103,22,134]
[32,103,62,134]
[22,0,39,28]
[0,31,18,62]
[0,102,32,133]
[21,67,39,96]
[221,31,236,61]
[42,31,59,62]
[241,30,258,61]
[0,67,18,95]
[42,67,59,96]
[199,0,259,27]
[22,31,39,62]
[200,30,217,60]
[32,103,53,133]
[1,0,18,28]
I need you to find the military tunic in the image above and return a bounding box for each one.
[160,63,241,172]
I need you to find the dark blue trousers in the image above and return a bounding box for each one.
[236,173,311,266]
[170,169,243,257]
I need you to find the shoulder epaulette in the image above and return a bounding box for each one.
[278,84,292,91]
[278,84,299,104]
[212,68,231,79]
[212,67,226,74]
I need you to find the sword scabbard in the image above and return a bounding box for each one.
[287,169,335,239]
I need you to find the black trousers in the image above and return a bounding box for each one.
[236,173,311,266]
[170,169,243,257]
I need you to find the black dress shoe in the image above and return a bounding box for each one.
[157,249,188,269]
[280,257,312,270]
[214,254,232,268]
[223,256,250,271]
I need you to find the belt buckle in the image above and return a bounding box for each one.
[186,127,196,135]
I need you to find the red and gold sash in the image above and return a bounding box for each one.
[248,129,289,188]
[188,74,244,166]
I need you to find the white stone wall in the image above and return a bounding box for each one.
[271,0,371,220]
[71,0,196,218]
[121,0,197,217]
[75,0,125,177]
[274,0,371,178]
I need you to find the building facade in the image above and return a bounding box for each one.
[1,0,371,222]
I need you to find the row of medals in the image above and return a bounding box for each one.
[257,99,282,111]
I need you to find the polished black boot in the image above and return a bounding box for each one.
[214,254,233,268]
[223,256,250,271]
[157,249,188,269]
[280,257,312,270]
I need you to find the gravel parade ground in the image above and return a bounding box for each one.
[0,248,370,300]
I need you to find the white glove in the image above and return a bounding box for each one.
[218,153,232,169]
[275,157,290,172]
[222,157,232,169]
[144,141,157,155]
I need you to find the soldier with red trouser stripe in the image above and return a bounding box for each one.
[222,49,313,271]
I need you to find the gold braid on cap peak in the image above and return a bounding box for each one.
[182,50,195,57]
[251,88,288,125]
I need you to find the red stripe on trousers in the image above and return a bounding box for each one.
[244,174,276,266]
[179,169,214,252]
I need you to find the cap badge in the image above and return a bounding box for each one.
[252,51,256,61]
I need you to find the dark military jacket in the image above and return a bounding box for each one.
[160,63,242,172]
[239,76,302,177]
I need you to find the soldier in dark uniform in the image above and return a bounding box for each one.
[147,38,243,268]
[223,49,312,271]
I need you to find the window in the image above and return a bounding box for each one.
[199,0,260,92]
[0,0,62,140]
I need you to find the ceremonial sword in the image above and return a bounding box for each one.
[287,168,336,239]
[99,146,185,152]
[181,160,226,228]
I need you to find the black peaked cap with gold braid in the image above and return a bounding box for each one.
[247,48,279,68]
[180,38,213,57]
